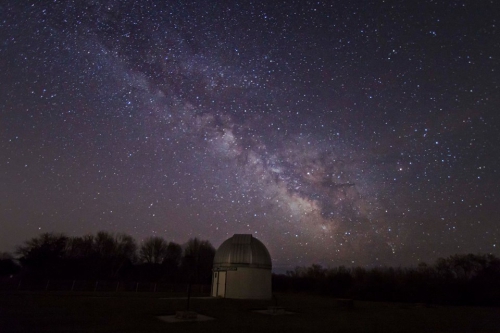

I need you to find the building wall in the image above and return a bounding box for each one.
[212,267,271,299]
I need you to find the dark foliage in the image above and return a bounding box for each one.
[181,238,216,284]
[0,253,20,277]
[273,253,500,306]
[139,236,168,264]
[12,232,499,305]
[12,232,215,285]
[162,242,183,282]
[16,233,68,279]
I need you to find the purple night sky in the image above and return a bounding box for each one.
[1,1,499,270]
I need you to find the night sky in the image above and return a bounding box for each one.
[1,1,499,270]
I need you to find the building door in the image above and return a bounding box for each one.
[216,271,226,297]
[211,272,217,296]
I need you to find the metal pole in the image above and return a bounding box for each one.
[186,278,192,311]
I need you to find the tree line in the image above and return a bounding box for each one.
[273,253,500,306]
[2,232,499,305]
[0,232,215,284]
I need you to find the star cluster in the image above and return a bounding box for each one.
[1,0,499,269]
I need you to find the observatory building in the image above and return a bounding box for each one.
[211,234,272,299]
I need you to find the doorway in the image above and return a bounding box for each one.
[212,271,226,297]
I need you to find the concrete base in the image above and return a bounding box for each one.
[254,306,294,316]
[175,311,198,320]
[268,306,285,314]
[158,312,215,323]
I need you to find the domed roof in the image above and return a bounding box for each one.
[213,234,272,269]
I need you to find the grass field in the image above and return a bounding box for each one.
[0,291,498,332]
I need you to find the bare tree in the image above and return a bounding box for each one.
[164,242,182,267]
[139,236,168,264]
[182,238,215,284]
[15,232,68,278]
[93,231,116,259]
[66,235,94,259]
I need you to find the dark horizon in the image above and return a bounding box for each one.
[3,229,498,274]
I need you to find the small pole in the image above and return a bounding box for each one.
[186,278,192,311]
[135,282,139,293]
[71,280,76,292]
[94,281,98,292]
[17,280,22,290]
[116,281,120,292]
[45,280,50,291]
[154,283,157,293]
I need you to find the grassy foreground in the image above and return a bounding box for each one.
[0,291,498,332]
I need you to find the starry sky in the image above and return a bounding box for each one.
[1,0,499,270]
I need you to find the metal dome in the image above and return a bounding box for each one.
[213,234,272,269]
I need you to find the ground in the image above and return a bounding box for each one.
[0,291,498,332]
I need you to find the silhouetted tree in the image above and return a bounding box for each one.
[63,235,96,279]
[435,257,454,279]
[93,231,116,259]
[66,235,94,259]
[181,238,215,284]
[275,253,500,305]
[112,233,137,278]
[74,231,138,279]
[0,252,20,277]
[16,233,68,278]
[12,230,497,304]
[162,241,182,281]
[139,236,168,264]
[326,266,353,297]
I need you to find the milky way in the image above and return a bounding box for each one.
[1,1,499,269]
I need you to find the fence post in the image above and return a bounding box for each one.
[45,280,50,291]
[116,281,120,292]
[94,281,98,292]
[154,283,157,293]
[135,282,139,292]
[71,280,76,292]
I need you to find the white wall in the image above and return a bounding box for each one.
[224,267,272,299]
